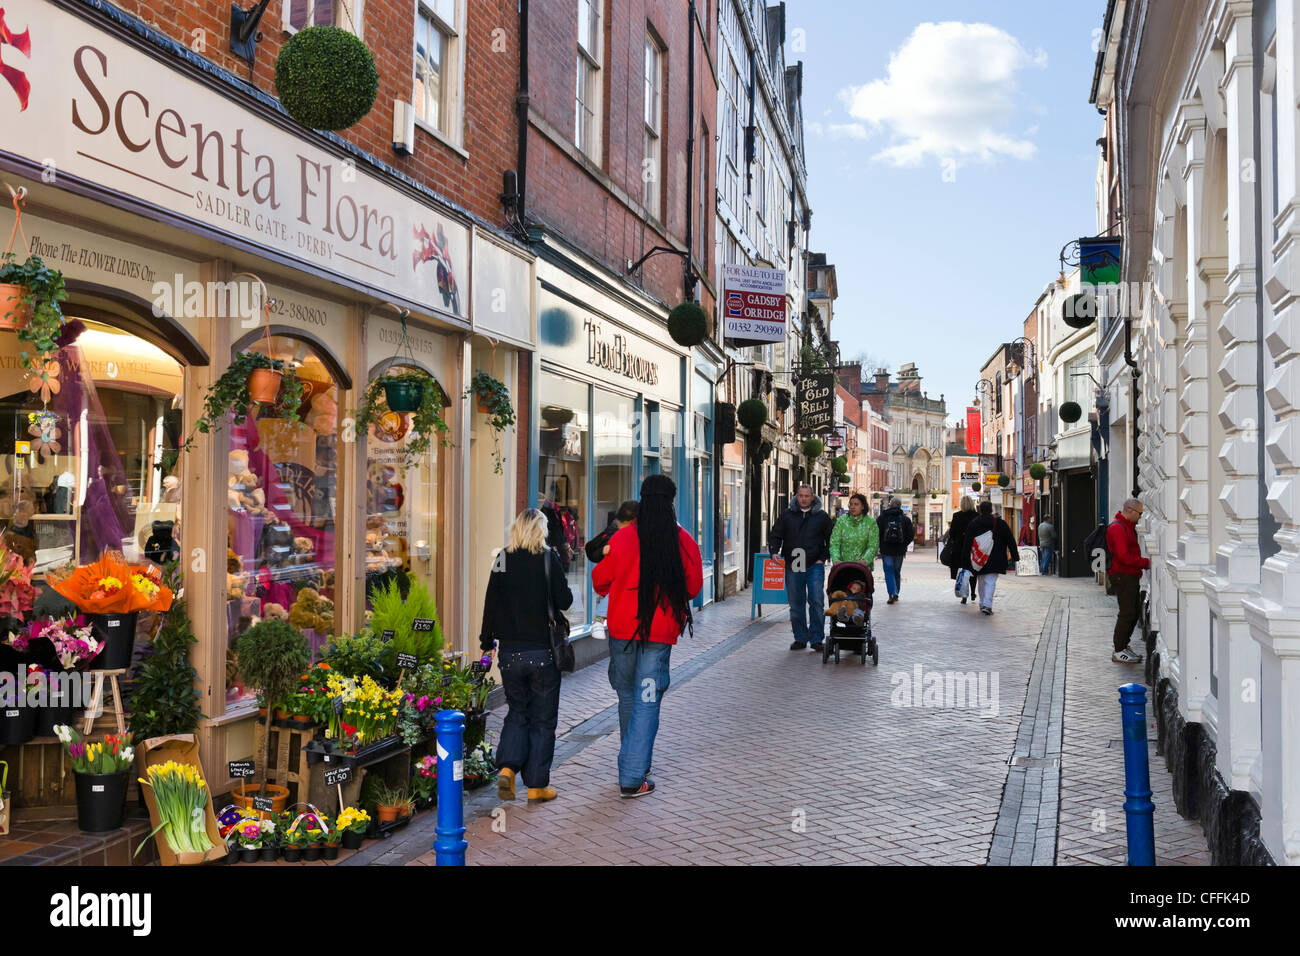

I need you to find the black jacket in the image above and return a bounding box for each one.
[944,510,976,580]
[479,548,574,651]
[875,506,916,557]
[768,496,833,566]
[962,515,1020,575]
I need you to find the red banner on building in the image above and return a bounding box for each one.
[966,407,981,454]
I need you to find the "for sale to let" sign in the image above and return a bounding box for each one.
[722,264,787,345]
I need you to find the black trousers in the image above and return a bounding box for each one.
[496,646,562,788]
[1111,572,1142,652]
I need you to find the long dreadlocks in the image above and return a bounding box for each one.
[634,474,689,642]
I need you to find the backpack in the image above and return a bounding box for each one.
[970,530,994,571]
[883,516,904,546]
[1082,522,1111,573]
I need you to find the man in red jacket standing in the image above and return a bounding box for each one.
[1106,498,1149,663]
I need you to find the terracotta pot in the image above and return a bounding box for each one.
[248,368,283,404]
[231,782,290,818]
[376,804,399,824]
[273,708,289,720]
[0,284,29,330]
[476,397,492,415]
[291,713,313,724]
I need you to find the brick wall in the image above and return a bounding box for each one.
[117,0,519,230]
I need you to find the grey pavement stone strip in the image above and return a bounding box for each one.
[988,596,1067,867]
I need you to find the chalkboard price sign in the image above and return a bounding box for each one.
[411,618,436,632]
[380,629,395,641]
[323,766,353,786]
[333,697,344,716]
[228,760,255,778]
[396,653,418,669]
[253,795,274,812]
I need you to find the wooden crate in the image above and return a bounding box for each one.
[264,722,318,807]
[0,737,145,822]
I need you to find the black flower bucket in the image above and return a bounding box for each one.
[33,672,78,737]
[74,770,129,832]
[0,703,35,746]
[341,829,363,850]
[383,379,425,413]
[87,612,140,671]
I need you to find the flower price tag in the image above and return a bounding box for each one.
[323,766,352,786]
[253,795,274,812]
[396,653,418,669]
[228,760,255,778]
[411,618,436,632]
[380,629,395,641]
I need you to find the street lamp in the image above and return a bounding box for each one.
[1006,337,1035,377]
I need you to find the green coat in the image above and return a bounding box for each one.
[829,513,879,565]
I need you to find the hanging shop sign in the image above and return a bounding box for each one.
[1079,236,1122,286]
[1,0,469,321]
[966,407,981,454]
[795,371,835,435]
[722,264,787,345]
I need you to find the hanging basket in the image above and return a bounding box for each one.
[541,405,574,427]
[737,398,767,431]
[831,455,848,474]
[247,368,283,405]
[0,283,29,330]
[666,302,709,348]
[1058,401,1083,424]
[971,482,981,492]
[1029,462,1048,481]
[274,27,379,131]
[802,437,824,458]
[383,378,425,413]
[997,474,1011,488]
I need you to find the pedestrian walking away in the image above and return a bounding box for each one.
[479,509,574,805]
[875,496,915,604]
[962,500,1018,615]
[1037,517,1057,576]
[943,495,978,604]
[1107,498,1150,664]
[768,483,835,650]
[592,474,703,798]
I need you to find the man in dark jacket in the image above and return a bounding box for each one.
[963,500,1018,615]
[1106,498,1149,663]
[875,497,916,604]
[768,484,834,651]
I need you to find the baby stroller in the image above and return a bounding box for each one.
[823,562,878,666]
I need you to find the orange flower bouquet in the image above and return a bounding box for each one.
[45,551,174,615]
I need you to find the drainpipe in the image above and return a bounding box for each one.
[515,0,529,228]
[683,0,697,299]
[1124,314,1140,498]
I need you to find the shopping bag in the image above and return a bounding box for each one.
[970,531,994,571]
[954,569,971,598]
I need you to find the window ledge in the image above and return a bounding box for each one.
[416,120,469,161]
[204,701,260,728]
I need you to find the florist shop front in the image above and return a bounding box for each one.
[0,0,530,850]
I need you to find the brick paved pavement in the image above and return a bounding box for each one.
[401,559,1210,866]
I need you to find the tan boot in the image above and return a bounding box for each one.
[497,767,516,801]
[527,786,557,804]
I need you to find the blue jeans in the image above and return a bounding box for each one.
[496,647,561,788]
[881,554,904,597]
[1039,546,1055,574]
[784,561,825,644]
[608,639,672,788]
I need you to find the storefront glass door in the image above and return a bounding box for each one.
[538,371,589,625]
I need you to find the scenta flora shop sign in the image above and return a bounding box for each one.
[0,0,469,320]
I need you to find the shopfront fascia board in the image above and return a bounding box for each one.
[2,0,478,331]
[471,228,535,350]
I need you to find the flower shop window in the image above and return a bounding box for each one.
[0,318,185,576]
[363,363,444,617]
[226,335,340,709]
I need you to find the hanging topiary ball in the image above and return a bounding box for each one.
[275,27,379,131]
[737,398,767,430]
[998,474,1011,488]
[1058,401,1083,424]
[666,302,709,348]
[1029,462,1048,481]
[971,482,981,492]
[802,437,824,458]
[832,455,848,474]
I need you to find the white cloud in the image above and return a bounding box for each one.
[838,22,1047,168]
[807,120,869,141]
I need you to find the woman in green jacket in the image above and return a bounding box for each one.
[829,493,879,565]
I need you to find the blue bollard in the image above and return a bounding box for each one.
[1118,683,1155,866]
[434,709,468,866]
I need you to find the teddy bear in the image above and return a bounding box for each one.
[260,522,294,567]
[291,536,315,566]
[143,520,180,565]
[825,583,867,627]
[161,475,181,504]
[261,602,288,621]
[227,548,248,601]
[2,499,37,565]
[304,390,337,436]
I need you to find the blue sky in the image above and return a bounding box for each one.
[794,0,1107,420]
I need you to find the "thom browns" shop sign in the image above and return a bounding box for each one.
[585,319,658,386]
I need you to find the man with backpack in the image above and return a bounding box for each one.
[875,496,915,604]
[1105,498,1149,664]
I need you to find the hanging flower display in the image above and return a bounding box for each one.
[26,410,60,457]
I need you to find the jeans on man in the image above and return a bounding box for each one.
[1039,546,1056,575]
[784,560,826,643]
[496,647,561,788]
[607,638,672,788]
[881,554,904,597]
[1111,572,1142,653]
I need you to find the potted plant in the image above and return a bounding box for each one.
[462,741,496,789]
[22,616,103,735]
[336,806,370,850]
[274,26,379,131]
[319,814,341,860]
[280,825,305,863]
[128,563,201,741]
[234,819,265,863]
[188,351,304,449]
[53,725,133,832]
[356,369,450,471]
[466,370,516,474]
[411,755,437,810]
[832,455,848,475]
[299,824,323,862]
[372,779,408,825]
[666,302,709,348]
[232,619,310,815]
[0,253,67,371]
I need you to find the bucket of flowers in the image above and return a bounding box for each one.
[309,673,404,763]
[45,550,174,670]
[11,615,103,735]
[462,739,497,790]
[336,806,369,849]
[53,724,133,832]
[411,755,437,810]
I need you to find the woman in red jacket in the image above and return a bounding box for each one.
[592,474,703,798]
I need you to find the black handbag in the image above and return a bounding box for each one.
[939,538,953,568]
[541,550,576,673]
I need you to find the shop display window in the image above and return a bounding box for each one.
[721,465,743,572]
[225,335,339,706]
[0,319,184,575]
[363,363,442,614]
[538,371,587,626]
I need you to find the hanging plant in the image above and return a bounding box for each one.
[971,482,981,492]
[666,302,709,348]
[274,27,379,131]
[737,398,767,431]
[1062,292,1097,329]
[1058,401,1083,424]
[831,455,848,474]
[931,493,938,499]
[465,371,515,475]
[356,369,451,470]
[1029,462,1048,481]
[187,351,304,449]
[802,437,824,458]
[997,474,1011,488]
[541,404,574,427]
[1,253,66,372]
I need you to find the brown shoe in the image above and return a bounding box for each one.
[497,768,516,801]
[527,786,557,804]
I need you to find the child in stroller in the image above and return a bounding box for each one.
[822,561,878,665]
